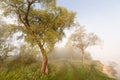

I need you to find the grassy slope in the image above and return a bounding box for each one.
[0,60,116,80]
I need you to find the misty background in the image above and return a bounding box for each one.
[57,0,120,79]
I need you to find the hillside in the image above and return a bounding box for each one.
[0,60,116,80]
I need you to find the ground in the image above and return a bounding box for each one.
[0,60,116,80]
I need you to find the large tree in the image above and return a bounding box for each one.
[68,25,100,64]
[1,0,75,74]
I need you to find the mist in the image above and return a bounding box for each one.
[57,0,120,79]
[52,26,118,79]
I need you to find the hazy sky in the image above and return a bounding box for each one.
[57,0,120,78]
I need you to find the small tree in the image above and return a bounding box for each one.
[0,17,15,65]
[69,25,100,64]
[1,0,75,74]
[0,43,15,65]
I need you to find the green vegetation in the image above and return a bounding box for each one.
[67,26,101,64]
[0,56,116,80]
[0,1,117,80]
[1,0,75,74]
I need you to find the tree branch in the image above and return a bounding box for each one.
[25,0,36,26]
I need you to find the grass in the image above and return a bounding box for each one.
[0,60,116,80]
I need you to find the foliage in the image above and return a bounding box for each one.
[67,25,101,64]
[0,18,18,65]
[1,0,76,54]
[1,0,76,73]
[0,43,15,64]
[69,26,101,50]
[0,60,116,80]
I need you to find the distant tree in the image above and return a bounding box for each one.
[0,43,15,65]
[0,17,15,65]
[102,62,117,78]
[1,0,75,74]
[68,25,100,64]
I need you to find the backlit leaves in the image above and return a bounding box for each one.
[1,0,76,54]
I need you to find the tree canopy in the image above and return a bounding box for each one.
[1,0,76,53]
[68,25,101,64]
[0,0,76,74]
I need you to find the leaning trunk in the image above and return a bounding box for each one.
[15,1,49,73]
[23,22,49,74]
[26,26,49,74]
[41,54,48,74]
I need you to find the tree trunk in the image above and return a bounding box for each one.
[18,1,49,74]
[82,53,84,65]
[41,54,48,74]
[1,58,4,66]
[25,26,49,74]
[71,53,73,61]
[81,49,85,65]
[24,26,49,74]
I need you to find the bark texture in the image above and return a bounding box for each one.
[41,55,48,74]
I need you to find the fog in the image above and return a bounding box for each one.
[57,0,120,79]
[87,40,120,79]
[56,27,120,79]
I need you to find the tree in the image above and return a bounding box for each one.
[0,43,15,65]
[102,62,117,78]
[0,17,16,65]
[1,0,75,74]
[68,25,100,64]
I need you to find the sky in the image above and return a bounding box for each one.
[57,0,120,79]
